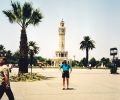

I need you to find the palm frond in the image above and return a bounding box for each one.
[84,36,90,41]
[22,2,33,19]
[33,9,43,25]
[28,9,43,26]
[88,40,95,50]
[80,36,95,50]
[3,10,16,23]
[34,46,39,54]
[80,41,86,50]
[29,41,35,46]
[28,41,39,55]
[3,1,43,28]
[11,1,22,20]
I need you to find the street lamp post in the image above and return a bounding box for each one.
[110,47,118,74]
[110,48,118,60]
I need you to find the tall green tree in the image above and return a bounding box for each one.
[80,36,95,66]
[3,1,43,73]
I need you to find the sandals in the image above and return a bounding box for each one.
[67,88,70,90]
[62,88,70,90]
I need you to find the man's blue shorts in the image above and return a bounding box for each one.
[62,71,69,78]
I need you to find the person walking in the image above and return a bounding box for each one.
[59,60,72,90]
[0,58,14,100]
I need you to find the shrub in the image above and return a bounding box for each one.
[10,73,47,82]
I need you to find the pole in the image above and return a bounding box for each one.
[30,54,33,75]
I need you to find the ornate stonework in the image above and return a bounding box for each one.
[54,20,68,66]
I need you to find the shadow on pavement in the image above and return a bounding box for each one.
[66,88,75,90]
[46,76,56,80]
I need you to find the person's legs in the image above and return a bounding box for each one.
[66,71,70,89]
[5,87,14,100]
[62,71,66,89]
[66,78,69,89]
[62,78,65,89]
[0,85,5,99]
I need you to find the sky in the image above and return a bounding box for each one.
[0,0,120,61]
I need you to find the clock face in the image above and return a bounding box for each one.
[59,27,65,34]
[61,29,64,32]
[59,28,64,32]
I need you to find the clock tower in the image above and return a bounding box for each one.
[54,19,68,66]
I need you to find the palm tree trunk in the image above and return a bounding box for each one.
[18,28,28,73]
[86,48,89,67]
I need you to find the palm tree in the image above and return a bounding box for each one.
[29,41,39,55]
[28,41,39,74]
[3,1,43,73]
[80,36,95,67]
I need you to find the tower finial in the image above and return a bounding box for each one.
[60,19,64,26]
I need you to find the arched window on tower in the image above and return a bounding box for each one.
[61,53,64,57]
[64,53,66,57]
[59,53,61,57]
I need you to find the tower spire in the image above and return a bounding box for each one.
[59,19,65,51]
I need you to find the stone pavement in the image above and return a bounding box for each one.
[2,68,120,100]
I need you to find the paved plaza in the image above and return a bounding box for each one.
[2,68,120,100]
